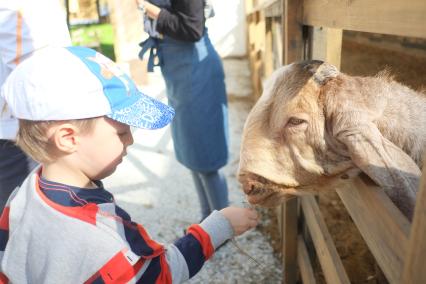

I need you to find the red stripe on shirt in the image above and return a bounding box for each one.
[137,224,164,258]
[187,224,214,260]
[85,249,145,283]
[0,207,10,230]
[35,170,98,225]
[155,254,172,284]
[0,272,9,284]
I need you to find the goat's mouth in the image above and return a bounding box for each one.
[239,172,312,207]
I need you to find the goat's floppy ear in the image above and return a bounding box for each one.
[336,121,420,219]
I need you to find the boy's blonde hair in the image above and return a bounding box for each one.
[17,118,98,163]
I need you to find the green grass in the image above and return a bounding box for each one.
[70,23,115,61]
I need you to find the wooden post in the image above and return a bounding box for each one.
[401,166,426,283]
[297,236,316,284]
[280,1,305,282]
[264,18,274,77]
[246,8,266,99]
[64,0,70,30]
[281,197,299,284]
[301,195,350,284]
[282,0,304,64]
[309,27,342,69]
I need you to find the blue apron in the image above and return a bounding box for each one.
[139,2,229,172]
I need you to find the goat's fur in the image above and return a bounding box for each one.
[238,60,426,219]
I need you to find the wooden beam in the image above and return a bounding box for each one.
[273,18,283,67]
[282,197,299,284]
[247,0,280,15]
[246,10,266,99]
[301,195,350,284]
[401,166,426,283]
[303,0,426,39]
[335,174,410,284]
[282,0,304,64]
[297,236,316,284]
[265,0,281,18]
[264,18,274,77]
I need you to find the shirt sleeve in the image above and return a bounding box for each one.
[155,0,205,42]
[169,210,234,282]
[84,209,233,284]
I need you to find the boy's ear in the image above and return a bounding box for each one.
[52,123,80,154]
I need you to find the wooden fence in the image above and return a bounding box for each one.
[245,0,426,283]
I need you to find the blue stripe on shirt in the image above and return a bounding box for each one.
[91,275,106,284]
[174,234,205,278]
[0,229,8,250]
[136,256,161,283]
[39,177,113,206]
[114,206,155,257]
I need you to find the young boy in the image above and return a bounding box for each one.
[0,46,258,283]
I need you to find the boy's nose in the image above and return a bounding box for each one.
[127,133,134,146]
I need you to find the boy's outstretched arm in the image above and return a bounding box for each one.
[165,207,258,283]
[81,207,257,284]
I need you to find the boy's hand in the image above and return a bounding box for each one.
[220,207,259,236]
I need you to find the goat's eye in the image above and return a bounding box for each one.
[287,117,306,126]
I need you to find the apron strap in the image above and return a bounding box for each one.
[138,37,161,72]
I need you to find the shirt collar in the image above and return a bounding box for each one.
[38,176,114,207]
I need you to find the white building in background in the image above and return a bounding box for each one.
[67,0,246,59]
[206,0,246,57]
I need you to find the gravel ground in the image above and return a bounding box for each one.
[103,59,283,283]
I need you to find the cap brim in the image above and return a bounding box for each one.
[108,92,174,130]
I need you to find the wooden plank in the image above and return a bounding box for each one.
[247,0,280,14]
[335,174,410,284]
[245,0,254,14]
[247,11,265,98]
[303,0,426,39]
[310,27,342,69]
[272,19,283,70]
[254,12,266,53]
[297,235,316,284]
[401,166,426,283]
[264,18,274,78]
[247,13,257,97]
[282,197,299,284]
[301,195,350,284]
[265,0,281,18]
[282,0,304,64]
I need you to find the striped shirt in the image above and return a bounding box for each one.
[0,167,233,283]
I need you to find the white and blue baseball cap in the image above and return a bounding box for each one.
[1,46,174,129]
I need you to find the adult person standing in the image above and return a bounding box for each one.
[0,0,71,210]
[137,0,230,220]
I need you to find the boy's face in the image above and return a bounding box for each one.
[77,117,134,180]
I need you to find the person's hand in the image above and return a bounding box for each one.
[220,206,259,236]
[136,0,161,19]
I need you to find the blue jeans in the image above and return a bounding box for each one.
[0,140,38,210]
[191,170,229,220]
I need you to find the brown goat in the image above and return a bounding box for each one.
[238,60,426,219]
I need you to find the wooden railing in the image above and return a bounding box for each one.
[245,0,426,283]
